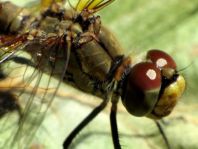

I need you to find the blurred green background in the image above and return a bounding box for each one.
[1,0,198,149]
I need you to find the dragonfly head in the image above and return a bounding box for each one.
[121,50,185,119]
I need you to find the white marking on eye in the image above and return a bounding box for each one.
[146,69,156,80]
[156,58,167,67]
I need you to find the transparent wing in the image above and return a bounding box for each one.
[0,32,71,148]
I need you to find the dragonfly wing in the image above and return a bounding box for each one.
[0,34,71,148]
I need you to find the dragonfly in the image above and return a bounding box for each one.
[0,0,186,149]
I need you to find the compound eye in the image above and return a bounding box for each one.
[146,49,176,69]
[122,62,161,116]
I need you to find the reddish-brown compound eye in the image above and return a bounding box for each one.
[146,49,177,69]
[121,62,161,116]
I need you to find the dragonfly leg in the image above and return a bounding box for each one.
[110,95,121,149]
[72,17,101,47]
[73,32,96,47]
[72,11,102,46]
[155,120,171,149]
[63,98,109,149]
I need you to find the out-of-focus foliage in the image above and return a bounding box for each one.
[0,0,198,149]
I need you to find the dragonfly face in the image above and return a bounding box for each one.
[0,0,187,149]
[121,50,185,119]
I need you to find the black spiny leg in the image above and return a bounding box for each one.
[110,95,121,149]
[63,99,109,149]
[155,120,171,149]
